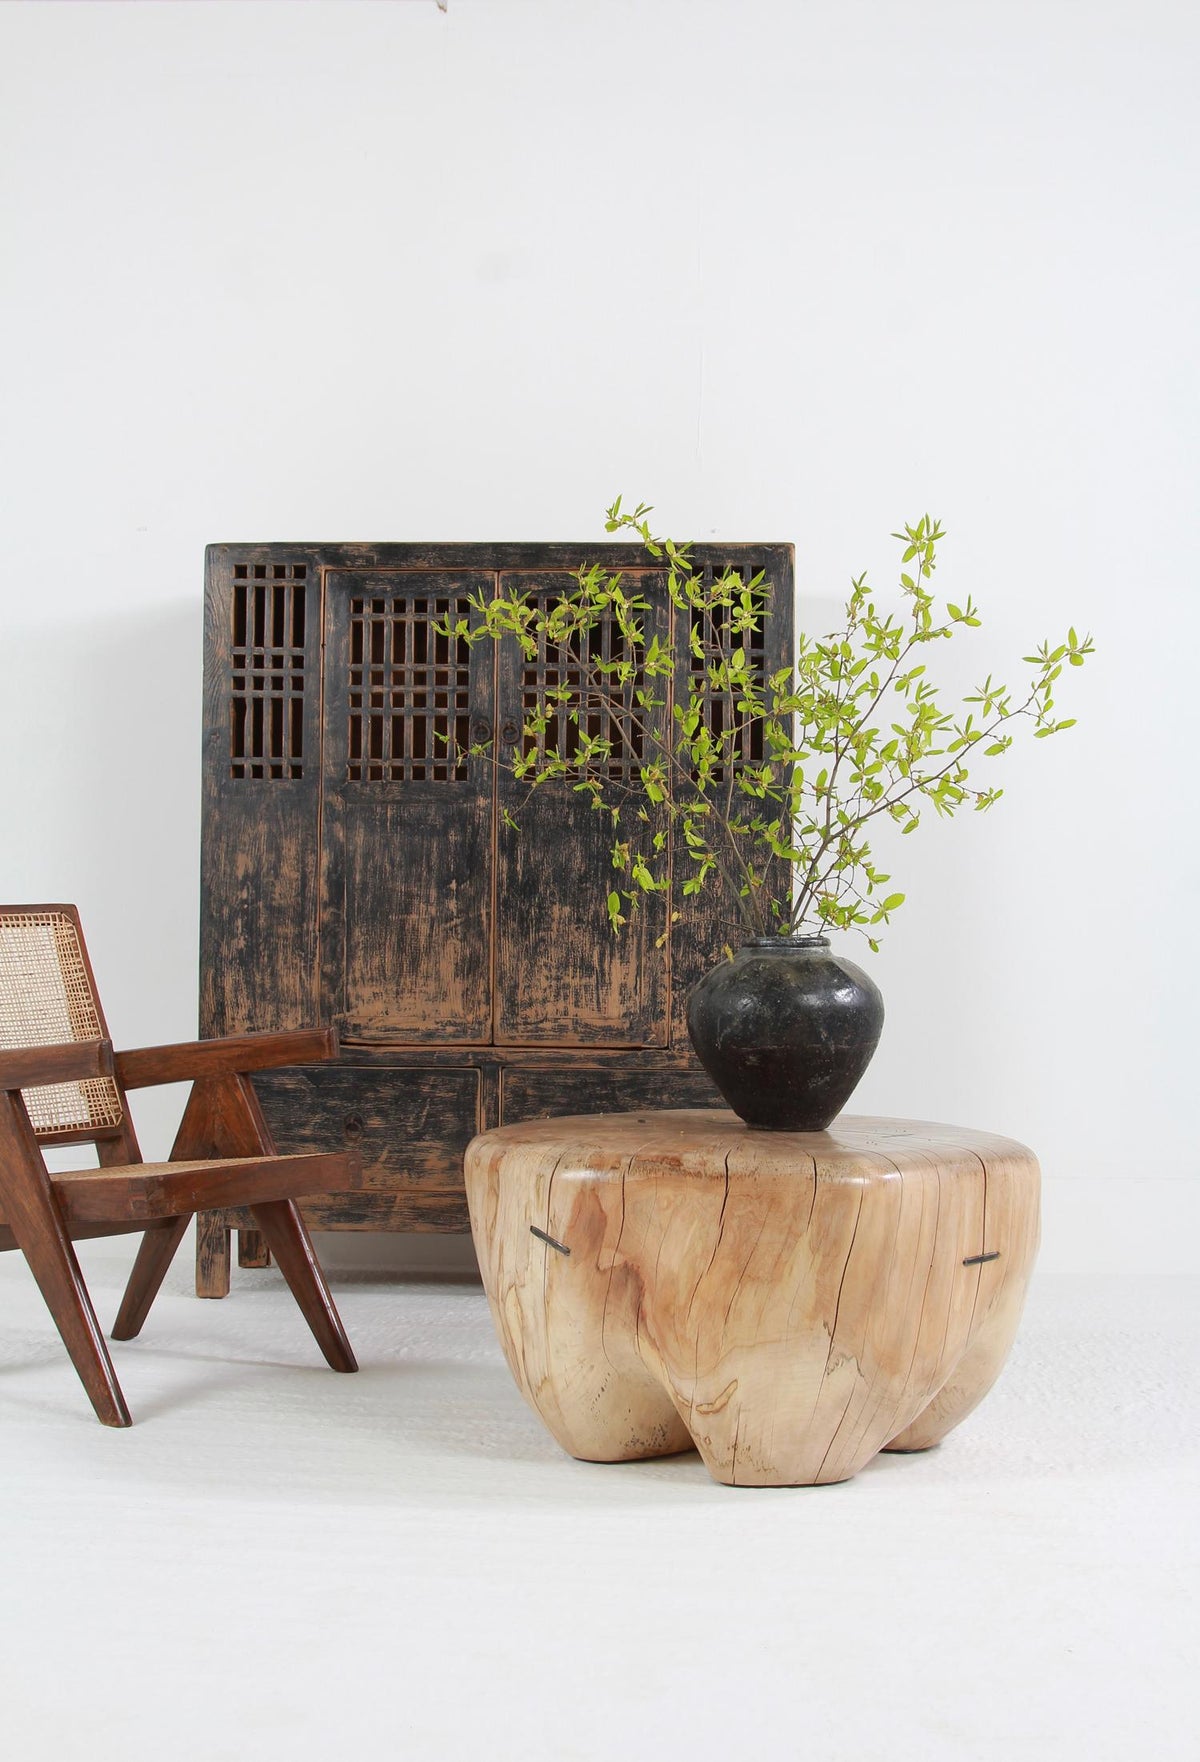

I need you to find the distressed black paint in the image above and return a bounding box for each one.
[199,541,795,1283]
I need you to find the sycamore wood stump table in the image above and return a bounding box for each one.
[465,1110,1040,1487]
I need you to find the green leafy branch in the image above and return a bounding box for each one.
[438,502,1093,947]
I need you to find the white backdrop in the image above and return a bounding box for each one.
[1,0,1195,1274]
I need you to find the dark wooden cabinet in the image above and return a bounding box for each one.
[197,541,794,1291]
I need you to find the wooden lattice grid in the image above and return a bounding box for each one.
[522,602,646,782]
[688,563,768,779]
[230,562,308,780]
[347,595,473,782]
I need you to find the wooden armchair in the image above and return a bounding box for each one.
[0,904,360,1426]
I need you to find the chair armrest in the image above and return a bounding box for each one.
[114,1027,341,1091]
[0,1039,114,1091]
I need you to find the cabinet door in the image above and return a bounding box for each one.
[493,570,669,1046]
[320,571,495,1041]
[201,548,325,1036]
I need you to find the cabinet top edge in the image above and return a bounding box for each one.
[204,541,796,566]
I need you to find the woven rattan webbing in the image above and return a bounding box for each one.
[0,911,124,1136]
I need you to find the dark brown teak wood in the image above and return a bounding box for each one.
[0,1086,132,1428]
[0,905,360,1423]
[115,1027,338,1089]
[0,1040,114,1089]
[199,540,795,1293]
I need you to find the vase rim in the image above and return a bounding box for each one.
[743,932,831,948]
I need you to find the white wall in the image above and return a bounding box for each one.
[2,0,1195,1274]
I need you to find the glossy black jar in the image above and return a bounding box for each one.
[685,935,884,1131]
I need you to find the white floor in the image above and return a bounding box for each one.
[1,1239,1195,1762]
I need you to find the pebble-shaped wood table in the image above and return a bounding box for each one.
[465,1110,1040,1486]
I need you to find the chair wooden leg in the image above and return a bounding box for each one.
[13,1212,132,1427]
[248,1200,357,1373]
[111,1216,190,1341]
[0,1090,132,1426]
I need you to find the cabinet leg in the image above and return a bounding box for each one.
[237,1228,271,1269]
[195,1214,231,1298]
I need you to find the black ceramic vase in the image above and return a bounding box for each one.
[686,935,884,1131]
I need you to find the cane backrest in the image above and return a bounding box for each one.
[0,906,124,1141]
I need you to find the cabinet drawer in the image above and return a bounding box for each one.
[253,1065,481,1190]
[500,1063,720,1125]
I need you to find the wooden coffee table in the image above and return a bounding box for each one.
[465,1109,1040,1486]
